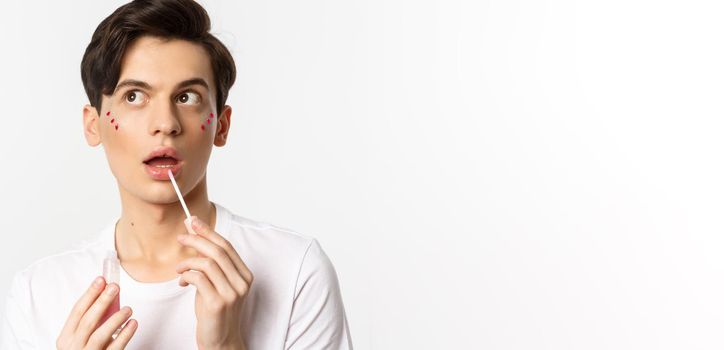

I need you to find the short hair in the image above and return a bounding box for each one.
[80,0,236,115]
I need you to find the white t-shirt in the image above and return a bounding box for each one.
[0,202,353,349]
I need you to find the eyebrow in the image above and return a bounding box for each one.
[113,78,210,94]
[177,78,209,91]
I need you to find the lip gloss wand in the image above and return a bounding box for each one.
[168,169,197,235]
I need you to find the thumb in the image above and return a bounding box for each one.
[184,216,198,235]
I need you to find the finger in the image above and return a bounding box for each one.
[177,231,247,289]
[107,319,138,350]
[176,257,238,299]
[58,276,106,339]
[190,217,252,279]
[75,282,120,343]
[86,306,132,348]
[187,216,254,283]
[179,270,220,301]
[184,216,198,235]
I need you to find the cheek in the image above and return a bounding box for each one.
[101,111,133,166]
[104,110,120,130]
[105,109,215,133]
[200,112,215,132]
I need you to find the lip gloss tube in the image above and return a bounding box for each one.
[100,250,121,335]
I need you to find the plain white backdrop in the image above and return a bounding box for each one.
[1,0,724,348]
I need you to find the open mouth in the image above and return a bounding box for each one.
[142,147,183,180]
[143,156,179,168]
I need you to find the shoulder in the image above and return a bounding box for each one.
[2,238,107,348]
[11,237,106,298]
[294,238,341,298]
[222,210,318,257]
[217,205,340,287]
[22,236,104,272]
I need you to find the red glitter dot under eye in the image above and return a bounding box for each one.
[207,119,211,124]
[110,118,115,123]
[210,112,214,117]
[201,125,206,131]
[115,125,119,130]
[106,111,110,116]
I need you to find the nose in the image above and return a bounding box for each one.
[149,101,181,136]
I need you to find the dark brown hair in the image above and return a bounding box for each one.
[80,0,236,114]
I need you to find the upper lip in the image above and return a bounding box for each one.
[143,146,182,163]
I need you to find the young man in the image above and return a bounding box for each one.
[0,0,352,349]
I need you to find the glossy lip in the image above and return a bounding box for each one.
[143,146,183,163]
[143,161,183,180]
[142,146,184,181]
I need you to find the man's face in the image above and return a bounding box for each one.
[84,35,231,204]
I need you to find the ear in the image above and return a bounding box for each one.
[83,104,102,146]
[213,105,232,147]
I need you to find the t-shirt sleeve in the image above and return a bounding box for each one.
[0,271,37,349]
[284,239,353,350]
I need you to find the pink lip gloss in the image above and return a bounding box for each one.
[100,251,121,331]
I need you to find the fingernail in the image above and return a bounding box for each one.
[92,277,104,287]
[105,284,118,295]
[184,217,197,235]
[191,217,200,228]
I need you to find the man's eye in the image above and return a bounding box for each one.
[125,90,147,105]
[177,91,201,105]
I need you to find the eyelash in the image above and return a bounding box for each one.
[176,90,202,105]
[121,89,202,105]
[124,90,145,104]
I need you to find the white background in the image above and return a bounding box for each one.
[1,0,723,348]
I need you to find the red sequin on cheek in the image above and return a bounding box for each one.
[115,125,119,130]
[207,119,211,124]
[110,118,115,124]
[201,124,206,131]
[106,111,110,116]
[210,112,214,118]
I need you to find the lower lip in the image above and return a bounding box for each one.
[143,161,183,180]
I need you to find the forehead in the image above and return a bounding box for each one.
[117,35,214,90]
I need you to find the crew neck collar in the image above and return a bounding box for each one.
[98,201,232,297]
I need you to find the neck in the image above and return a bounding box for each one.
[114,176,216,263]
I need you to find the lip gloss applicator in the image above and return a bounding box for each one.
[168,169,197,235]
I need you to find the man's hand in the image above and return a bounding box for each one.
[176,216,253,350]
[56,277,137,349]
